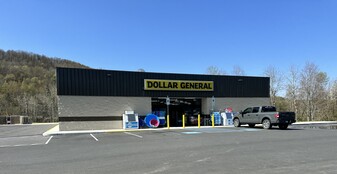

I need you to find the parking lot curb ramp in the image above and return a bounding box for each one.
[42,124,60,136]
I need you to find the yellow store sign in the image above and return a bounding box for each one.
[144,79,214,91]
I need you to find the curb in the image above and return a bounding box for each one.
[293,121,337,125]
[42,121,337,136]
[42,125,235,136]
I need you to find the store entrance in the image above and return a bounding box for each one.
[152,98,201,127]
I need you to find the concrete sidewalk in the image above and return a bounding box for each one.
[42,121,337,136]
[42,124,236,136]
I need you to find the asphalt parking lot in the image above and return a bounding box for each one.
[0,124,56,148]
[1,124,337,174]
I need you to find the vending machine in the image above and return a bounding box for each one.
[221,112,234,126]
[123,111,139,129]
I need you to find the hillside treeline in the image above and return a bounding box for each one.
[207,64,337,121]
[264,63,337,121]
[0,49,88,122]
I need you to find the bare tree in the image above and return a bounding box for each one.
[315,72,329,120]
[232,65,245,76]
[137,68,145,72]
[285,65,299,115]
[264,66,284,106]
[299,62,328,121]
[330,80,337,120]
[206,66,226,75]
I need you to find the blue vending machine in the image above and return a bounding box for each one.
[213,112,222,125]
[123,111,139,129]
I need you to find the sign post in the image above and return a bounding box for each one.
[211,96,215,113]
[166,96,170,129]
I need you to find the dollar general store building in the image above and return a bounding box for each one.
[57,67,270,131]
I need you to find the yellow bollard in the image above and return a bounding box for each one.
[198,114,201,128]
[212,113,215,127]
[182,114,185,128]
[167,114,170,129]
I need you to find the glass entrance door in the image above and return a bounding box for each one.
[151,98,201,127]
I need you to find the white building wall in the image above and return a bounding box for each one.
[58,96,151,116]
[58,96,151,130]
[58,96,270,130]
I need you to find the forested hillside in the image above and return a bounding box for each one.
[0,49,89,122]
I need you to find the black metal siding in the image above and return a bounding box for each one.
[57,68,270,97]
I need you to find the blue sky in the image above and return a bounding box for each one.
[1,0,337,79]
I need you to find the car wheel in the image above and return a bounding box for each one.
[279,124,288,130]
[248,124,255,128]
[233,118,241,127]
[262,119,272,129]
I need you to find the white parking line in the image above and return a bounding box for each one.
[0,143,44,148]
[45,136,53,144]
[124,132,143,138]
[182,132,202,135]
[196,157,211,163]
[14,144,28,147]
[0,135,42,140]
[90,134,99,141]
